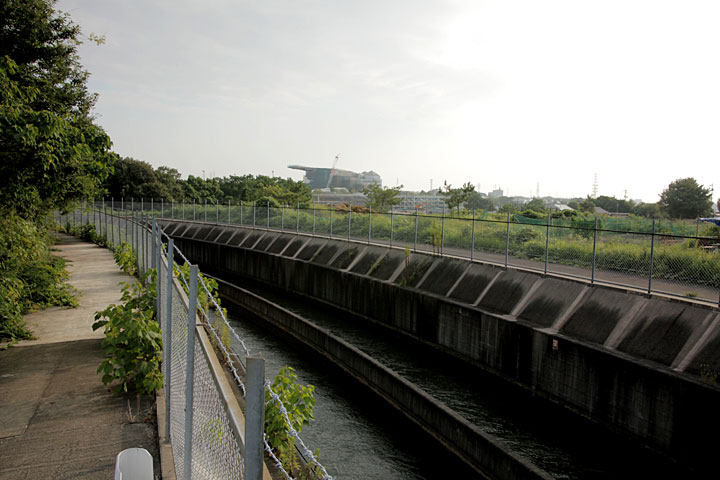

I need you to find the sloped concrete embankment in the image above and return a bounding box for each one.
[217,278,549,480]
[160,220,720,475]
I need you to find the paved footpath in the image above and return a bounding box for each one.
[0,234,160,479]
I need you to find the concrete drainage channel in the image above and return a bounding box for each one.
[214,276,550,480]
[161,220,720,476]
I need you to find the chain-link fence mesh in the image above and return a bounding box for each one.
[63,204,720,305]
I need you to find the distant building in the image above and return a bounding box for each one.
[396,193,447,213]
[289,165,381,192]
[488,188,504,198]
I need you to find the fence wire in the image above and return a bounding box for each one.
[107,209,330,480]
[63,202,720,306]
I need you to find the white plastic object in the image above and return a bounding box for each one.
[114,447,154,480]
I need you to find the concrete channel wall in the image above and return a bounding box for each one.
[160,220,720,474]
[217,279,548,480]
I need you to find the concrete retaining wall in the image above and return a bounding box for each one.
[217,280,549,480]
[162,220,720,473]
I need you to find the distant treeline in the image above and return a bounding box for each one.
[102,155,312,207]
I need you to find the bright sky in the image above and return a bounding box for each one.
[58,0,720,203]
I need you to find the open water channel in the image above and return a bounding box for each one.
[223,279,690,479]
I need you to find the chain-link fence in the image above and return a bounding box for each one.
[86,197,720,306]
[59,206,333,480]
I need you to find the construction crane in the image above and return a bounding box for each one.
[326,154,340,188]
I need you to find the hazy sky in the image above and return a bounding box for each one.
[58,0,719,203]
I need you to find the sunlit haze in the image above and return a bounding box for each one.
[59,0,720,203]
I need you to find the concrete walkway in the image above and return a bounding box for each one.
[0,234,160,479]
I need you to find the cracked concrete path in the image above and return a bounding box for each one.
[0,234,159,479]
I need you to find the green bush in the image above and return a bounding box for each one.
[112,241,136,275]
[0,213,77,343]
[92,269,162,395]
[265,366,317,475]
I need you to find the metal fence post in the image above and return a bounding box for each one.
[414,207,418,252]
[104,200,108,241]
[131,210,136,267]
[228,200,231,224]
[471,210,476,261]
[141,197,144,214]
[164,238,174,442]
[281,203,285,231]
[330,204,334,238]
[505,212,511,268]
[145,215,150,274]
[390,206,394,247]
[591,217,598,284]
[312,204,316,234]
[368,206,372,244]
[648,219,656,294]
[240,200,243,225]
[111,197,115,245]
[204,199,207,222]
[182,200,185,220]
[183,265,199,480]
[348,203,352,241]
[440,207,445,255]
[151,198,154,216]
[193,199,196,221]
[544,213,551,274]
[161,198,164,218]
[253,202,256,227]
[131,197,134,214]
[216,201,219,223]
[296,202,300,233]
[245,356,266,480]
[266,203,270,229]
[152,220,157,270]
[154,221,161,327]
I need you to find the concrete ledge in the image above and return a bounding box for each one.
[156,388,177,480]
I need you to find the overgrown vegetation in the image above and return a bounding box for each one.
[113,241,137,275]
[174,261,231,353]
[92,269,162,395]
[265,366,321,478]
[0,0,112,344]
[0,213,77,344]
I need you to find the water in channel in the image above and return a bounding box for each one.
[224,280,689,479]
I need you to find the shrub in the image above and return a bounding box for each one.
[0,213,77,343]
[112,241,136,275]
[92,269,162,395]
[264,366,316,474]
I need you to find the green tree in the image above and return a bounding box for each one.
[182,175,224,203]
[362,183,403,212]
[524,198,547,213]
[658,178,713,219]
[440,181,475,214]
[0,0,112,219]
[499,202,519,214]
[103,156,183,201]
[465,193,494,211]
[632,202,661,218]
[568,198,596,213]
[0,0,110,341]
[594,195,634,214]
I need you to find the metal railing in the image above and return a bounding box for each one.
[58,206,332,480]
[84,197,720,306]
